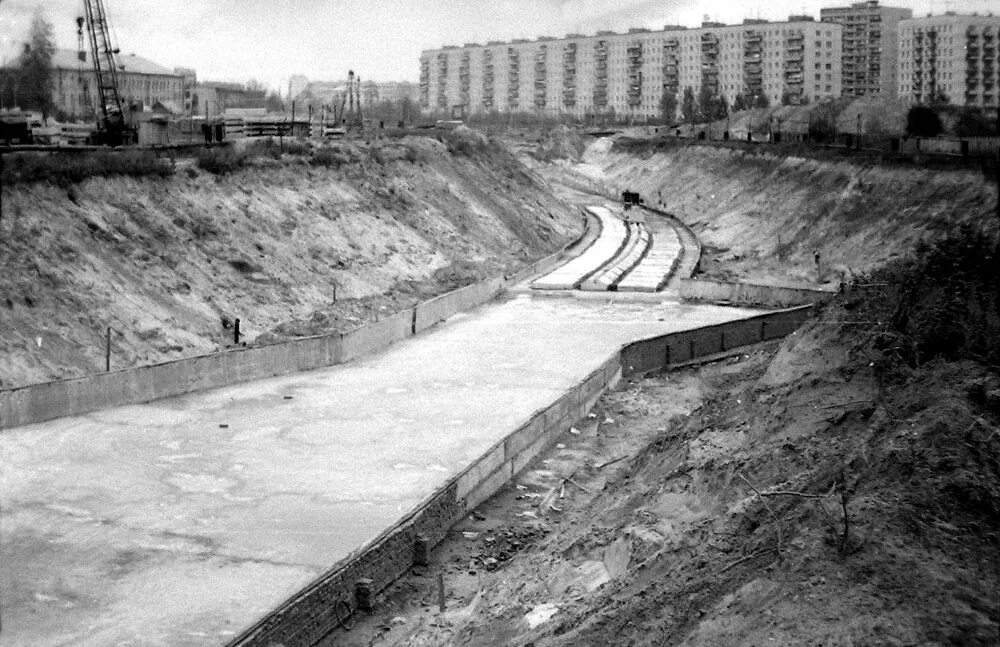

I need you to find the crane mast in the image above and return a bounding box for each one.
[79,0,134,145]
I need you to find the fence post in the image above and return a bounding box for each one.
[105,327,112,372]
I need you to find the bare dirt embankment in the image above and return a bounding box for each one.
[0,134,580,388]
[571,137,997,286]
[335,230,1000,647]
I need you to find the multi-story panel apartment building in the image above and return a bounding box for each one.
[820,1,912,96]
[898,12,1000,109]
[419,17,842,120]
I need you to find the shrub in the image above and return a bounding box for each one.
[2,149,174,185]
[196,146,250,174]
[906,106,943,138]
[954,109,998,137]
[847,225,1000,367]
[437,128,491,157]
[310,145,357,168]
[243,137,283,160]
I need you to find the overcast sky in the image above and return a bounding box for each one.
[0,0,993,92]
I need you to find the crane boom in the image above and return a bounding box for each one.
[80,0,134,145]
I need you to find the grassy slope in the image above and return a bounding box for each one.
[581,138,997,286]
[0,136,579,388]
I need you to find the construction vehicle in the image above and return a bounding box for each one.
[77,0,136,146]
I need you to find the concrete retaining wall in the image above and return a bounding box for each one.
[679,278,838,309]
[226,305,814,647]
[620,306,813,378]
[0,333,347,430]
[414,278,505,334]
[227,355,623,647]
[0,216,593,431]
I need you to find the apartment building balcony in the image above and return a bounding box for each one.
[745,31,763,44]
[984,47,996,60]
[784,62,803,73]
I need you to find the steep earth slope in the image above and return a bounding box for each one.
[573,137,997,286]
[0,135,580,388]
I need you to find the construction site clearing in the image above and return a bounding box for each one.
[1,118,998,647]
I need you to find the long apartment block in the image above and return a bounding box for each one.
[898,13,1000,109]
[419,17,843,119]
[820,1,913,97]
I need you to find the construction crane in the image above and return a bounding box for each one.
[335,70,364,132]
[77,0,135,145]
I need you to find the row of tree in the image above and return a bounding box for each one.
[659,86,791,125]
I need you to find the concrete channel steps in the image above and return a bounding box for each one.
[581,222,649,291]
[531,206,626,291]
[616,220,681,293]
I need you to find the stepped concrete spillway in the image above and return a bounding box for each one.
[617,216,682,292]
[531,207,627,290]
[1,294,760,647]
[531,205,684,293]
